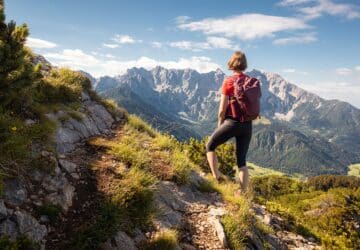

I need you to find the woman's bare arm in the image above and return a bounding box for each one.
[218,94,229,127]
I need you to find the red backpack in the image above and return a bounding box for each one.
[228,74,261,122]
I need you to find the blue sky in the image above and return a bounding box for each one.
[5,0,360,107]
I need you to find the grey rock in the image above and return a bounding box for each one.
[102,231,138,250]
[54,100,116,153]
[59,159,77,173]
[81,91,91,101]
[25,119,36,125]
[30,170,45,182]
[15,210,47,242]
[3,179,27,206]
[208,216,228,248]
[0,200,8,220]
[0,219,19,240]
[42,175,75,211]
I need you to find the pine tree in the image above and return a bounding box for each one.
[0,0,40,112]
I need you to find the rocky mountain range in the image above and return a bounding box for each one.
[93,67,360,176]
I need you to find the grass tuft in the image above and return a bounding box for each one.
[128,115,156,137]
[142,230,179,250]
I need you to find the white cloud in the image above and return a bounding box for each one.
[112,34,142,44]
[169,41,211,51]
[206,36,235,49]
[282,68,308,75]
[273,33,317,45]
[151,41,163,48]
[298,81,360,108]
[43,49,221,77]
[174,15,191,24]
[279,0,360,20]
[355,66,360,71]
[335,67,352,75]
[103,43,119,48]
[91,51,115,59]
[278,0,313,6]
[178,13,309,40]
[169,36,239,51]
[26,37,57,49]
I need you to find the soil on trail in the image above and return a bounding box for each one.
[46,125,128,248]
[181,204,229,250]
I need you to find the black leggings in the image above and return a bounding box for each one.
[206,118,252,168]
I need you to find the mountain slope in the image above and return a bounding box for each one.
[94,67,360,176]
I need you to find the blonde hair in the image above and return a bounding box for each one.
[227,51,247,72]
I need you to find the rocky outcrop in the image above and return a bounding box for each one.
[252,204,320,250]
[0,88,123,245]
[47,91,123,153]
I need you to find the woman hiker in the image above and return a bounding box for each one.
[206,51,261,195]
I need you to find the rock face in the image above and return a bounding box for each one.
[14,211,47,242]
[0,86,122,245]
[47,91,121,153]
[3,179,27,207]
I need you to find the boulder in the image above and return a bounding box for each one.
[208,216,228,248]
[14,210,47,242]
[59,159,77,173]
[3,179,27,207]
[54,100,116,153]
[42,175,75,211]
[0,200,8,220]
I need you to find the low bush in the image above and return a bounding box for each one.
[185,137,236,177]
[250,175,302,201]
[305,175,360,191]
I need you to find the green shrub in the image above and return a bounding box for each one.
[33,68,90,106]
[0,0,41,112]
[305,175,360,191]
[250,175,301,201]
[185,137,236,177]
[185,137,208,171]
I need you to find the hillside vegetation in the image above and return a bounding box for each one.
[251,175,360,249]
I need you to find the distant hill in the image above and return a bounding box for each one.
[93,67,360,176]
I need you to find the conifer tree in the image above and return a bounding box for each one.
[0,0,40,112]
